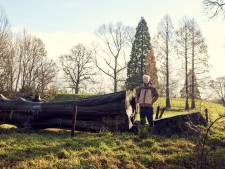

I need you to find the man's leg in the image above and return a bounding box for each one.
[140,107,146,125]
[146,107,154,127]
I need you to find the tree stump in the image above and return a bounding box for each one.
[153,112,207,136]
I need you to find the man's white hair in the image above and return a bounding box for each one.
[143,74,150,82]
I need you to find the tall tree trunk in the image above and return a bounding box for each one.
[141,31,144,83]
[191,31,195,109]
[185,31,189,111]
[114,70,117,92]
[114,57,118,92]
[114,78,117,92]
[15,54,22,93]
[75,86,79,94]
[222,98,225,107]
[165,27,171,109]
[75,80,79,94]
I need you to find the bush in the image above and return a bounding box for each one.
[138,125,149,139]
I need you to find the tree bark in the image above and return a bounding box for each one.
[0,90,135,131]
[185,28,189,111]
[165,25,171,109]
[191,29,196,109]
[153,112,207,135]
[222,98,225,107]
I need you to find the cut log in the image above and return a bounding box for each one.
[0,90,135,131]
[131,112,207,136]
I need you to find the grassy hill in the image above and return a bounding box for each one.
[154,97,225,120]
[0,97,224,169]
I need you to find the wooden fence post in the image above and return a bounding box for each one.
[204,108,208,125]
[155,106,160,120]
[71,105,78,137]
[159,107,166,119]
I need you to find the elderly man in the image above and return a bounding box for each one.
[136,74,159,129]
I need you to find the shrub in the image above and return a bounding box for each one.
[138,125,149,139]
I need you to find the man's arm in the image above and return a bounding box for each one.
[152,87,159,104]
[135,86,141,103]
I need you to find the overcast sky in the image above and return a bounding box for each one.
[0,0,225,79]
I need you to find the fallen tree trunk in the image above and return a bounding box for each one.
[0,93,208,134]
[0,90,135,131]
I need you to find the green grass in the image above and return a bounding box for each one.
[0,97,224,169]
[0,128,224,169]
[153,97,225,120]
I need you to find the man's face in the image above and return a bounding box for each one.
[143,77,149,84]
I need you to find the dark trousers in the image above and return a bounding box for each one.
[140,107,153,127]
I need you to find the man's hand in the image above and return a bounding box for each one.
[152,96,159,104]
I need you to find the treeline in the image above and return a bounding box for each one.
[1,8,225,108]
[0,12,57,99]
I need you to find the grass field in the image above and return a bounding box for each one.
[154,97,225,119]
[0,97,224,169]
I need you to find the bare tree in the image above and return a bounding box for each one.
[0,10,10,49]
[176,17,209,110]
[189,19,209,108]
[17,31,47,91]
[95,22,133,92]
[125,26,135,47]
[35,59,57,96]
[0,10,57,98]
[0,10,16,96]
[9,31,57,98]
[210,77,225,106]
[176,17,192,110]
[203,0,225,19]
[4,42,16,95]
[60,44,95,94]
[154,15,174,109]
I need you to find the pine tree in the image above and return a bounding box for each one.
[126,17,151,89]
[126,44,139,88]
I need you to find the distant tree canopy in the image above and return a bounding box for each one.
[210,76,225,106]
[126,17,158,89]
[60,44,95,94]
[0,11,57,99]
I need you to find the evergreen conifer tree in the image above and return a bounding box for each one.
[126,17,152,89]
